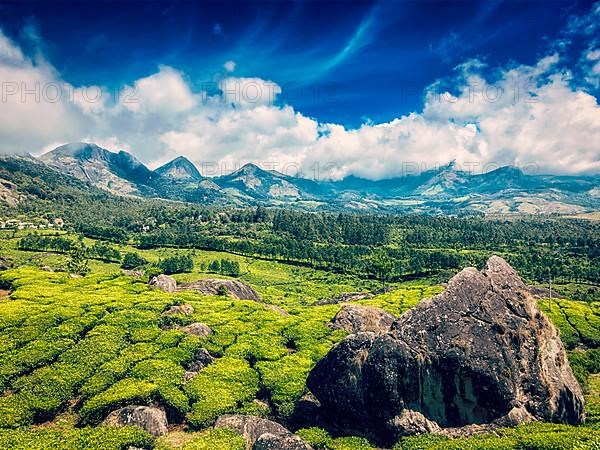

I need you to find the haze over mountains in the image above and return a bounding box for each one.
[8,142,600,214]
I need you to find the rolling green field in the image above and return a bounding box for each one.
[0,230,599,449]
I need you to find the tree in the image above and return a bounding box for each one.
[368,248,395,289]
[159,254,194,275]
[121,252,147,270]
[66,240,90,276]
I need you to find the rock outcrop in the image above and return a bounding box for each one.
[149,274,262,302]
[103,405,168,436]
[180,278,261,301]
[149,274,177,293]
[307,256,585,445]
[328,304,395,334]
[214,415,312,449]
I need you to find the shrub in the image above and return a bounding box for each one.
[79,378,159,424]
[297,427,333,449]
[121,252,147,270]
[185,357,259,428]
[217,285,228,296]
[0,426,154,450]
[256,351,314,418]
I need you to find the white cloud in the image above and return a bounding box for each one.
[224,60,236,72]
[0,19,599,178]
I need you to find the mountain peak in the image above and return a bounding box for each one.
[238,163,263,174]
[155,156,202,181]
[43,142,110,161]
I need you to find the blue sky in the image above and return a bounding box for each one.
[1,0,594,125]
[0,0,599,178]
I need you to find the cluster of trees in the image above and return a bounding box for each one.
[18,233,73,253]
[18,233,121,267]
[121,252,147,270]
[204,259,241,277]
[158,254,194,275]
[273,210,391,245]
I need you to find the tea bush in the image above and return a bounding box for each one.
[185,357,259,428]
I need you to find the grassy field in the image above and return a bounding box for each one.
[0,230,599,449]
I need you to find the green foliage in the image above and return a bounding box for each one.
[156,428,245,450]
[184,357,259,428]
[0,227,599,448]
[297,427,334,449]
[66,239,90,275]
[0,426,153,449]
[80,378,159,424]
[159,254,194,275]
[394,423,600,449]
[217,284,228,296]
[121,252,147,269]
[256,351,315,418]
[207,259,241,277]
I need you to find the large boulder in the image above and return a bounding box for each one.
[307,256,585,445]
[328,304,395,334]
[149,274,177,293]
[103,405,168,436]
[180,278,261,301]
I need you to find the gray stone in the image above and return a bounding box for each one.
[253,433,313,450]
[307,256,585,445]
[178,322,213,337]
[103,405,168,436]
[149,274,177,293]
[180,278,261,301]
[161,303,194,316]
[328,304,395,334]
[214,415,289,447]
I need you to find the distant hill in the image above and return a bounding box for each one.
[39,143,157,196]
[8,142,599,214]
[214,163,327,202]
[155,156,202,181]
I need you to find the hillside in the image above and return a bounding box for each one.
[0,228,598,449]
[29,143,600,214]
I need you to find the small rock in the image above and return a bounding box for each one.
[328,304,395,334]
[122,269,144,277]
[183,371,197,383]
[103,405,168,436]
[253,433,313,450]
[388,410,441,437]
[161,303,194,316]
[188,348,216,372]
[178,322,213,337]
[40,266,53,272]
[214,415,288,447]
[150,274,177,293]
[292,391,322,429]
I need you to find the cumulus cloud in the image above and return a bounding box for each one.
[0,6,599,179]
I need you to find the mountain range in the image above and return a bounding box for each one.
[4,142,600,214]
